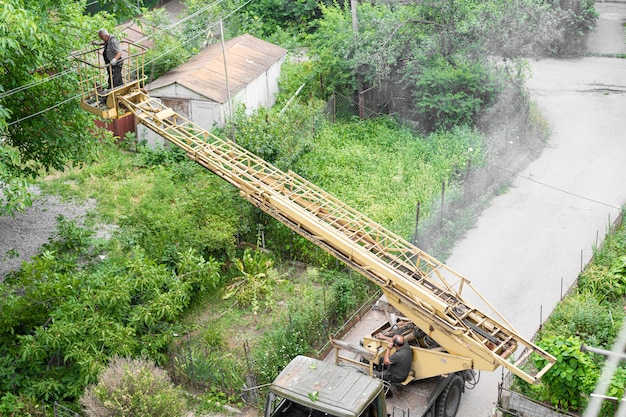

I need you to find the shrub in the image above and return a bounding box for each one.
[529,335,599,411]
[412,57,502,132]
[81,357,188,417]
[223,248,285,313]
[325,271,374,325]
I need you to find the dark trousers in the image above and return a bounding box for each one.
[107,64,123,89]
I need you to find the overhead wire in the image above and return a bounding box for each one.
[0,0,239,103]
[1,0,249,127]
[7,94,81,127]
[488,163,622,210]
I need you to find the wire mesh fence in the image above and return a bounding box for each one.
[497,386,580,417]
[54,402,81,417]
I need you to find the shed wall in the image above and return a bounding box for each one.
[137,53,285,147]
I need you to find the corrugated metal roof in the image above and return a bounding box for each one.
[146,34,288,103]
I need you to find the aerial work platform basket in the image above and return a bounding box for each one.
[72,40,148,119]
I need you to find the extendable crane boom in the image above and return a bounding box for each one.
[72,43,555,384]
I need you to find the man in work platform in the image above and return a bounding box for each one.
[98,28,123,90]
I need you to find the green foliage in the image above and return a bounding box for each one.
[578,262,626,304]
[293,118,483,238]
[324,270,375,325]
[259,218,336,266]
[253,269,375,385]
[194,387,243,413]
[215,100,321,171]
[117,161,242,266]
[223,249,285,313]
[171,340,244,396]
[137,8,192,81]
[241,0,329,37]
[0,392,27,416]
[306,3,359,96]
[412,57,502,131]
[0,0,111,215]
[531,335,598,411]
[0,147,34,216]
[85,0,141,23]
[0,217,222,403]
[539,292,620,348]
[81,357,188,417]
[253,304,322,385]
[543,0,599,54]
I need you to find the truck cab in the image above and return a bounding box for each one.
[265,354,466,417]
[265,355,386,417]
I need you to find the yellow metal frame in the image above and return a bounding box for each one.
[72,40,148,119]
[72,49,556,384]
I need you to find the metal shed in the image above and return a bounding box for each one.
[137,34,288,146]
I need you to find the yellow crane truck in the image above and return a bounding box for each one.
[73,41,556,417]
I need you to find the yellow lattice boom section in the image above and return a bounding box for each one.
[72,44,555,383]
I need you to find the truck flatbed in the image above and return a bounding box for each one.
[325,298,458,417]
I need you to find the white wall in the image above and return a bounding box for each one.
[136,59,285,148]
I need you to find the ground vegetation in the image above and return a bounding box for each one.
[512,216,626,416]
[0,0,603,415]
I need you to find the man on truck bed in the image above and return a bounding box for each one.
[374,334,412,385]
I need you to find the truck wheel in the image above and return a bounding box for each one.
[435,374,463,417]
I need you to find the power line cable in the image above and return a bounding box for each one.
[1,0,250,124]
[6,94,81,127]
[0,70,75,100]
[489,163,622,210]
[0,0,237,102]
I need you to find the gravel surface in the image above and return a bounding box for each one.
[0,188,96,281]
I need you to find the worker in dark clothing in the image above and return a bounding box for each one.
[98,28,123,89]
[374,334,413,383]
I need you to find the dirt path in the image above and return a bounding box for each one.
[452,3,626,416]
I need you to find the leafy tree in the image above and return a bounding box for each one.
[412,57,503,131]
[0,0,112,216]
[138,7,192,82]
[85,0,142,23]
[242,0,334,37]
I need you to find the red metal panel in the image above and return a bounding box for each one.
[94,115,136,140]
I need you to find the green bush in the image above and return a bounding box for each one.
[0,219,223,403]
[223,248,285,313]
[325,271,374,325]
[529,335,599,411]
[412,57,502,131]
[81,357,188,417]
[253,307,322,385]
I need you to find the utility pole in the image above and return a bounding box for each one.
[351,0,364,119]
